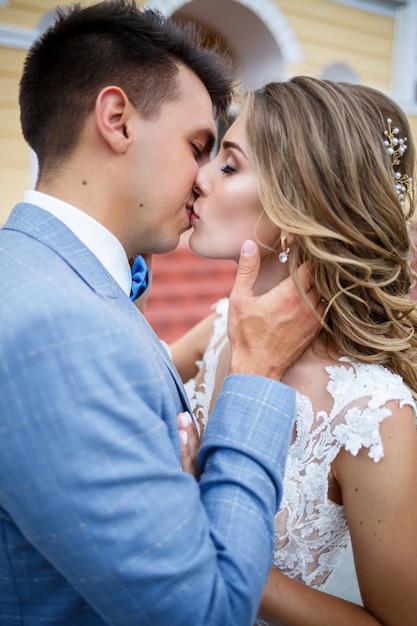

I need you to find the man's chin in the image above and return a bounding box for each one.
[158,231,189,255]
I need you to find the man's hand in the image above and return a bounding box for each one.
[228,240,324,381]
[177,412,201,480]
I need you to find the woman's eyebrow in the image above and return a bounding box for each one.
[222,140,248,160]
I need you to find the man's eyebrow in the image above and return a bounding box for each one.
[222,140,248,159]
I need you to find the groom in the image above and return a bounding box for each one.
[0,2,320,624]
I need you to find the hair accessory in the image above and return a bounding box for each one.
[279,236,290,264]
[383,118,413,208]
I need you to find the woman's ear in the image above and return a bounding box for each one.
[278,230,295,264]
[95,86,133,154]
[279,230,295,249]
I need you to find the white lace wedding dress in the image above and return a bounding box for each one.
[184,298,417,623]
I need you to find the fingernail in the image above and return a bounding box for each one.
[181,431,188,445]
[241,240,256,257]
[180,412,192,427]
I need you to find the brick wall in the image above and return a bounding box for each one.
[145,245,236,344]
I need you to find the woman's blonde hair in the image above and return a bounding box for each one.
[244,76,417,397]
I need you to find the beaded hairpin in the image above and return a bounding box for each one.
[383,118,413,209]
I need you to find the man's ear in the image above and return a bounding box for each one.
[95,86,133,154]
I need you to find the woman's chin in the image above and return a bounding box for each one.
[188,235,209,259]
[188,233,240,262]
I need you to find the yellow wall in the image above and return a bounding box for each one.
[279,0,395,90]
[0,45,29,216]
[0,0,415,225]
[0,1,61,217]
[275,0,417,169]
[0,0,101,222]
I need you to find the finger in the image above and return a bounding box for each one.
[316,298,328,320]
[292,261,325,312]
[178,411,191,472]
[185,419,201,480]
[291,261,319,306]
[294,260,313,293]
[179,430,199,477]
[179,428,191,473]
[230,240,261,299]
[177,412,200,479]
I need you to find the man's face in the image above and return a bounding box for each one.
[125,64,217,256]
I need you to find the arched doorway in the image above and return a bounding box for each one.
[146,0,302,88]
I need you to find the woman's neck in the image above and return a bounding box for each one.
[253,250,289,296]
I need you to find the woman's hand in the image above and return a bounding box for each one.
[177,411,201,480]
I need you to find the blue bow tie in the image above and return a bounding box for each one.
[130,255,150,301]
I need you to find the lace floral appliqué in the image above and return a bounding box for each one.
[184,299,417,600]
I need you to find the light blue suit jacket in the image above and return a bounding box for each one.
[0,203,296,625]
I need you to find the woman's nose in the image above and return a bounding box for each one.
[193,161,212,197]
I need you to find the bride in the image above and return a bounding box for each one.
[170,77,417,625]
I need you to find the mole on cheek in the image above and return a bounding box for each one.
[82,180,87,186]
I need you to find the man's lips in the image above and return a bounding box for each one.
[186,204,199,222]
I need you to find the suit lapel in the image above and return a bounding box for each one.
[3,202,118,298]
[3,203,192,414]
[114,289,192,413]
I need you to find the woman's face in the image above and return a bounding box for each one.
[189,110,278,262]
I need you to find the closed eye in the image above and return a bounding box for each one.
[220,164,237,174]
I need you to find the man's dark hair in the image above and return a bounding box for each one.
[19,0,234,171]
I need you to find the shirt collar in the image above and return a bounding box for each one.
[24,190,132,296]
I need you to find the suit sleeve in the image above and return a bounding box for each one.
[0,291,295,626]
